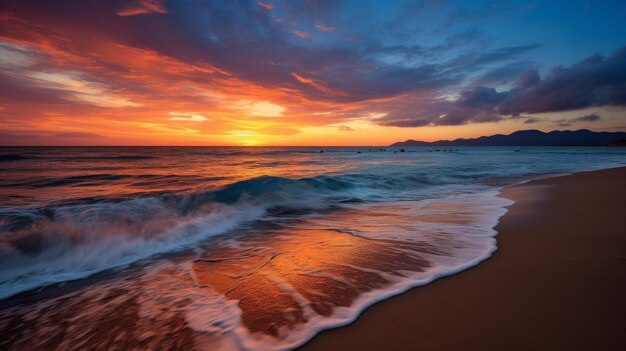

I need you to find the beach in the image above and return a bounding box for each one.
[2,1,626,349]
[0,148,624,350]
[299,166,626,351]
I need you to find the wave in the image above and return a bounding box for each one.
[0,199,264,299]
[51,155,160,161]
[0,166,553,299]
[0,172,437,298]
[0,154,27,162]
[1,173,220,189]
[0,154,162,162]
[0,189,515,351]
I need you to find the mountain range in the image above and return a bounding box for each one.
[390,129,626,147]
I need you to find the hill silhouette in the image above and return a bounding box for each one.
[391,129,626,147]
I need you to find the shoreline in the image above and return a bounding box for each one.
[299,166,626,351]
[1,166,624,350]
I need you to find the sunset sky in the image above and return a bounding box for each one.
[1,0,625,146]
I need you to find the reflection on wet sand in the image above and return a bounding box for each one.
[193,229,435,336]
[0,195,507,350]
[0,266,221,351]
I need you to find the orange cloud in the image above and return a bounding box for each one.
[234,100,286,117]
[292,30,310,38]
[116,0,168,17]
[291,72,346,96]
[316,24,335,32]
[256,2,273,11]
[168,112,210,122]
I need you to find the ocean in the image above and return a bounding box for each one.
[0,146,625,350]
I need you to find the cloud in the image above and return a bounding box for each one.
[31,72,141,108]
[337,125,354,131]
[292,30,311,38]
[523,117,541,124]
[235,100,285,117]
[0,0,523,107]
[547,113,602,128]
[256,2,273,11]
[499,47,626,114]
[445,45,541,72]
[554,119,571,127]
[168,112,209,122]
[4,68,142,108]
[55,132,103,138]
[0,0,623,144]
[377,46,626,127]
[117,0,168,16]
[0,42,36,68]
[316,24,335,32]
[375,88,504,127]
[476,61,534,85]
[291,72,340,95]
[574,114,602,122]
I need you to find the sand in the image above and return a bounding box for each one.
[299,167,626,351]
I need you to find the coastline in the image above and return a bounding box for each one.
[299,166,626,351]
[1,166,625,350]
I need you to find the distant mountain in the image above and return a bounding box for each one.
[391,129,626,147]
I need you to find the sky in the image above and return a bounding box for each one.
[0,0,625,146]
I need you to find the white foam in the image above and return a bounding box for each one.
[223,191,513,351]
[0,201,266,299]
[125,191,511,351]
[0,190,515,351]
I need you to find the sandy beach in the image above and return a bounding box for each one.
[299,166,626,351]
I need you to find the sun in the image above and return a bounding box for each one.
[241,139,261,146]
[228,131,263,146]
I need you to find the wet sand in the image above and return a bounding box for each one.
[192,230,432,337]
[299,167,626,351]
[0,191,503,350]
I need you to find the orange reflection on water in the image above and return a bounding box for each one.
[192,229,434,336]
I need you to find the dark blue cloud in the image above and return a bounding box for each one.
[499,47,626,114]
[476,61,535,85]
[523,117,541,124]
[378,46,626,127]
[574,114,602,122]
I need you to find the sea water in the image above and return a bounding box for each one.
[0,146,624,350]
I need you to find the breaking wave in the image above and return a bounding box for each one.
[0,172,470,299]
